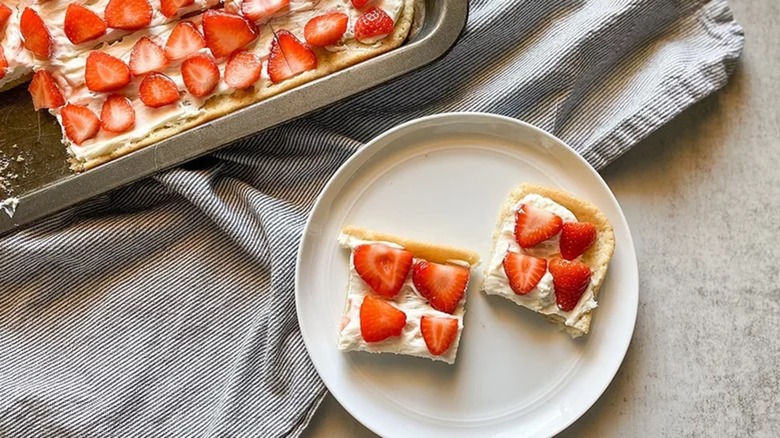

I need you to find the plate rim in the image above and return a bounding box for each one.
[295,111,639,436]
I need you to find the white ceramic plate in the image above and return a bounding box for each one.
[295,113,638,437]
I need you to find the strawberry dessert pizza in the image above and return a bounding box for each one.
[482,183,615,338]
[1,0,414,170]
[337,226,481,364]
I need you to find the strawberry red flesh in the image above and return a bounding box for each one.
[420,315,458,356]
[139,72,180,108]
[160,0,195,18]
[359,295,407,343]
[202,10,258,59]
[0,4,12,31]
[181,54,220,97]
[412,261,470,314]
[129,37,169,76]
[559,222,597,260]
[60,104,100,145]
[267,29,317,83]
[64,3,107,45]
[549,258,591,312]
[353,243,413,298]
[85,51,132,92]
[514,204,563,248]
[20,8,52,59]
[351,0,370,8]
[100,94,135,133]
[354,6,394,43]
[28,70,65,110]
[304,12,348,47]
[503,252,547,295]
[224,50,261,89]
[104,0,152,31]
[165,21,205,61]
[241,0,289,22]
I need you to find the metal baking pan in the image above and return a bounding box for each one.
[0,0,468,236]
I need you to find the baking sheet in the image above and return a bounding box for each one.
[0,0,467,235]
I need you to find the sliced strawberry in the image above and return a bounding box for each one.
[351,0,370,8]
[20,8,52,59]
[0,3,13,31]
[0,47,7,80]
[139,72,180,108]
[549,258,591,312]
[267,29,317,84]
[100,94,135,133]
[28,70,65,110]
[104,0,152,31]
[129,37,169,76]
[181,54,219,97]
[353,244,413,298]
[514,204,563,248]
[412,261,470,314]
[420,315,458,356]
[359,295,406,343]
[85,51,131,92]
[502,252,547,295]
[60,104,100,145]
[304,12,348,47]
[559,222,597,260]
[354,6,394,43]
[165,21,205,61]
[160,0,194,18]
[224,50,261,89]
[202,10,258,59]
[240,0,289,22]
[64,3,107,45]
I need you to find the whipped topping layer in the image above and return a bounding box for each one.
[483,194,598,333]
[46,0,403,162]
[337,234,469,364]
[1,2,34,88]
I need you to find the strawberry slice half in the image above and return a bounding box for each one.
[28,70,65,110]
[503,252,547,295]
[64,3,107,45]
[354,6,394,43]
[549,258,591,312]
[351,0,370,8]
[240,0,289,22]
[224,50,261,89]
[129,37,169,76]
[202,10,258,59]
[559,222,597,260]
[0,3,14,32]
[0,47,7,80]
[85,51,132,92]
[104,0,152,31]
[353,243,413,298]
[165,21,205,61]
[267,29,317,84]
[181,54,220,97]
[412,261,470,314]
[160,0,195,18]
[359,295,407,343]
[20,8,52,59]
[139,72,180,108]
[514,204,563,248]
[304,12,348,47]
[100,94,135,133]
[61,104,100,145]
[420,315,458,356]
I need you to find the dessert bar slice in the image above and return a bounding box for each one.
[482,183,615,337]
[337,226,480,364]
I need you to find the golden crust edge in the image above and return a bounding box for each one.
[341,225,481,266]
[71,0,416,171]
[485,183,616,338]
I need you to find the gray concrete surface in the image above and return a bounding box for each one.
[302,1,780,436]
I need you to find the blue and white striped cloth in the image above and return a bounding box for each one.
[0,1,743,436]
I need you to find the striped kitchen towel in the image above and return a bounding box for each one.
[0,0,743,437]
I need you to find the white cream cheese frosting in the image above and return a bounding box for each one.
[337,234,469,364]
[483,194,599,333]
